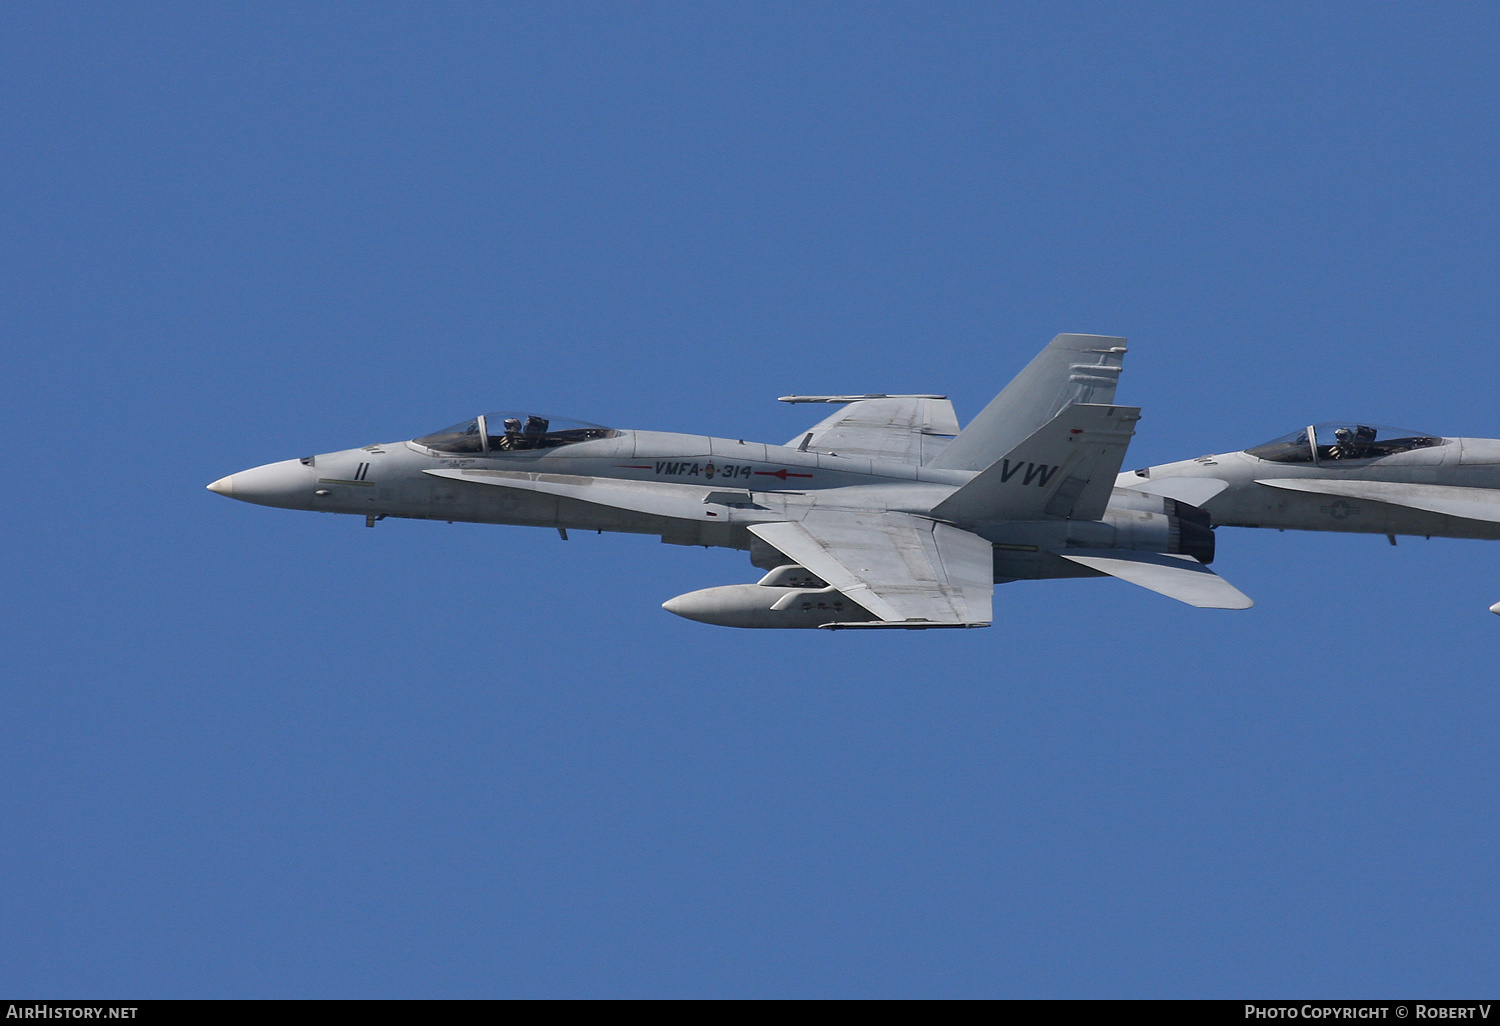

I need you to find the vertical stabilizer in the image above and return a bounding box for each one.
[927,333,1127,471]
[931,402,1140,524]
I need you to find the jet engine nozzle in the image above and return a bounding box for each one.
[1095,500,1215,564]
[663,583,874,629]
[1172,502,1216,565]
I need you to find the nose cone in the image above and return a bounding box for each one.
[206,459,314,509]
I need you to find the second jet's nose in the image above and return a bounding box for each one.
[205,459,314,509]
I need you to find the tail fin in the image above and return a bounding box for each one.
[927,333,1127,471]
[932,402,1140,524]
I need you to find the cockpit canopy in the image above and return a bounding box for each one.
[1245,423,1444,464]
[414,413,617,454]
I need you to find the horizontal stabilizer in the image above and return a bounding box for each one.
[1118,476,1229,507]
[818,620,990,630]
[1256,478,1500,524]
[1054,548,1254,609]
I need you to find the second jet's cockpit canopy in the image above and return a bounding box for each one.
[1245,423,1444,464]
[414,413,617,454]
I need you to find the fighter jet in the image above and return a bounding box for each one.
[1122,423,1500,541]
[207,333,1254,629]
[1122,423,1500,613]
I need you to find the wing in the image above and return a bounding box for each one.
[1116,476,1230,507]
[1256,478,1500,524]
[780,395,960,466]
[749,511,993,627]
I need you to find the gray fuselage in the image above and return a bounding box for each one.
[1129,437,1500,540]
[213,428,1200,582]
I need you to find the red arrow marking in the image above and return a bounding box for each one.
[754,468,814,480]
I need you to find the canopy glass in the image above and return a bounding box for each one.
[414,413,616,454]
[1245,423,1443,464]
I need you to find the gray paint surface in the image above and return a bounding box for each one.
[211,334,1276,627]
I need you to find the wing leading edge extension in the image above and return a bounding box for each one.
[749,512,993,628]
[1256,478,1500,524]
[423,467,726,519]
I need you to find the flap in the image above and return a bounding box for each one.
[749,511,994,625]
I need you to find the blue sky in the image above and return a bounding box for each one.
[4,2,1499,997]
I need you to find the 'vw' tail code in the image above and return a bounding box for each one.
[997,460,1060,487]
